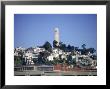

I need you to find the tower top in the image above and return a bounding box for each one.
[54,27,59,32]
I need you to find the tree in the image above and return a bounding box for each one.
[43,41,52,52]
[14,56,22,66]
[82,44,86,49]
[53,40,58,48]
[22,58,26,65]
[74,47,79,51]
[67,44,72,52]
[87,48,96,54]
[40,51,50,58]
[52,57,59,65]
[90,55,97,60]
[36,51,50,65]
[14,50,24,66]
[71,46,74,51]
[33,58,38,64]
[80,44,87,55]
[59,42,67,51]
[37,53,46,65]
[66,55,73,65]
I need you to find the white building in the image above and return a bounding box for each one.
[14,51,19,56]
[24,52,33,59]
[54,27,60,46]
[53,48,58,54]
[53,48,63,54]
[32,53,39,59]
[24,52,33,64]
[15,47,25,52]
[26,59,34,65]
[47,54,53,61]
[14,47,25,56]
[61,54,67,60]
[33,47,45,53]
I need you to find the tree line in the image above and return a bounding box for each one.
[14,40,96,66]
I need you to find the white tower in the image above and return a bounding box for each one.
[54,27,60,46]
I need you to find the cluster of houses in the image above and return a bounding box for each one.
[14,46,97,70]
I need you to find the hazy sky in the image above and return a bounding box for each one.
[14,14,97,50]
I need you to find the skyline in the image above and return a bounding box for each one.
[14,14,97,50]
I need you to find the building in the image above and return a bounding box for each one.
[14,65,54,72]
[14,47,25,56]
[33,47,45,53]
[54,27,60,46]
[47,54,53,61]
[15,47,25,52]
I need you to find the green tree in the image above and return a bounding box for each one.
[67,44,72,52]
[59,42,66,51]
[81,44,87,55]
[52,57,59,65]
[82,44,86,49]
[43,41,52,52]
[37,51,51,65]
[53,40,58,48]
[37,53,46,65]
[87,48,96,54]
[14,56,22,66]
[74,47,79,51]
[66,55,73,65]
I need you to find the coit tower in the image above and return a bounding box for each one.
[54,27,60,46]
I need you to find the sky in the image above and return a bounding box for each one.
[14,14,97,50]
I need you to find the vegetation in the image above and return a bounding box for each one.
[53,40,58,48]
[43,41,52,52]
[14,40,96,66]
[14,56,22,66]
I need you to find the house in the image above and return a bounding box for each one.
[14,51,19,56]
[52,48,59,54]
[47,54,53,61]
[15,47,25,52]
[61,54,67,60]
[33,47,45,53]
